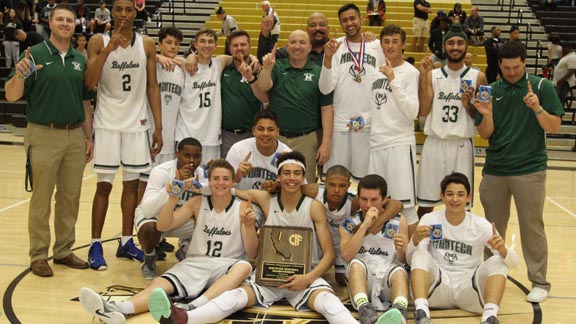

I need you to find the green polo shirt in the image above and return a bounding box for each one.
[475,73,564,176]
[269,58,333,133]
[221,63,263,130]
[9,40,89,125]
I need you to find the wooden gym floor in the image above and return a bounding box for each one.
[0,144,574,324]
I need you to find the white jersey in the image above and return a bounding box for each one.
[319,37,385,132]
[94,33,149,132]
[188,196,246,260]
[369,61,420,150]
[415,210,497,276]
[137,159,208,219]
[425,66,478,139]
[226,137,291,190]
[147,62,185,155]
[176,59,223,146]
[552,51,576,87]
[315,185,355,248]
[267,195,321,266]
[346,210,400,266]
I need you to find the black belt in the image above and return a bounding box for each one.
[279,129,315,139]
[223,128,249,135]
[33,122,83,130]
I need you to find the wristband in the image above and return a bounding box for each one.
[535,107,544,115]
[247,73,258,84]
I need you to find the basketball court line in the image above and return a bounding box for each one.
[546,197,576,219]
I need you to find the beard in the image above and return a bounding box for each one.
[445,50,466,63]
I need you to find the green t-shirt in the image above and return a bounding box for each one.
[269,58,333,133]
[9,40,90,125]
[221,63,263,130]
[475,73,564,176]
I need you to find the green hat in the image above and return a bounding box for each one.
[444,23,468,43]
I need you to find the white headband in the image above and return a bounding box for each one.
[277,159,306,172]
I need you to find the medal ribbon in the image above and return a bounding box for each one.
[345,37,365,73]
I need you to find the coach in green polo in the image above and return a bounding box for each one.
[256,30,334,183]
[5,4,93,277]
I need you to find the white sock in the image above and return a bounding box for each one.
[120,236,132,246]
[414,298,430,318]
[190,295,209,308]
[186,288,248,324]
[314,291,357,324]
[91,238,102,245]
[116,301,135,315]
[353,292,369,309]
[392,296,408,308]
[482,303,499,321]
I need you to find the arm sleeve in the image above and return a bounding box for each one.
[139,167,171,218]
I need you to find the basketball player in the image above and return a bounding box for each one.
[226,109,291,190]
[340,174,409,324]
[319,3,385,179]
[138,26,185,199]
[85,0,163,271]
[366,25,420,236]
[136,137,207,280]
[79,159,259,324]
[416,23,487,218]
[148,152,360,324]
[408,173,518,324]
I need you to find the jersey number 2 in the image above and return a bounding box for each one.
[122,74,131,91]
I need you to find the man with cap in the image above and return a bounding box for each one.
[215,6,237,55]
[416,23,487,218]
[429,10,446,33]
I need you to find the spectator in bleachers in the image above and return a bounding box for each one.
[73,0,90,33]
[215,6,237,55]
[464,52,480,71]
[37,0,55,38]
[90,0,110,34]
[547,34,562,68]
[428,16,449,64]
[484,26,504,83]
[14,28,44,49]
[429,9,446,33]
[448,2,466,24]
[508,25,520,42]
[539,0,558,10]
[553,43,576,106]
[260,1,279,43]
[134,0,149,29]
[464,6,484,45]
[16,0,33,31]
[366,0,385,26]
[412,0,433,52]
[75,33,87,60]
[3,8,22,68]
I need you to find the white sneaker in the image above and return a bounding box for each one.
[526,287,549,303]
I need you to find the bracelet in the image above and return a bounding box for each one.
[535,107,544,115]
[15,74,25,79]
[247,73,258,84]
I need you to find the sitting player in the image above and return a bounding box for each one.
[408,172,519,324]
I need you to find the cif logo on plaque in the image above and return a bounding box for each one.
[256,226,313,286]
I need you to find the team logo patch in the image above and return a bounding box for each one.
[72,62,82,71]
[444,251,458,264]
[374,92,388,109]
[164,94,173,106]
[303,73,314,81]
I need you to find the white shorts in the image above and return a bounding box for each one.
[417,136,474,207]
[200,145,220,166]
[327,224,346,274]
[139,153,176,181]
[162,257,251,298]
[93,129,152,174]
[347,257,407,311]
[134,204,195,239]
[413,17,429,38]
[246,271,334,311]
[369,145,417,209]
[324,130,370,179]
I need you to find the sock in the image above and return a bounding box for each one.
[91,238,102,245]
[145,250,156,257]
[353,292,369,309]
[116,301,135,315]
[190,295,209,308]
[314,291,357,324]
[482,303,499,321]
[186,288,248,324]
[120,236,132,246]
[414,298,430,318]
[392,296,408,308]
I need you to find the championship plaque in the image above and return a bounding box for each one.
[256,225,313,287]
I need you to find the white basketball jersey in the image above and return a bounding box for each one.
[147,62,185,154]
[315,185,355,249]
[95,33,149,132]
[188,196,246,260]
[329,37,385,132]
[267,195,321,266]
[226,137,292,190]
[347,210,399,266]
[369,61,420,149]
[425,66,478,139]
[176,59,223,146]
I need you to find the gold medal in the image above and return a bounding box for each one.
[355,75,362,83]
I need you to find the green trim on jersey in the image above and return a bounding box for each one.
[277,192,306,212]
[440,66,470,78]
[207,195,236,212]
[221,63,263,130]
[269,58,333,133]
[476,73,564,176]
[9,40,89,125]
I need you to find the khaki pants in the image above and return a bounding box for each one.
[24,123,86,262]
[479,171,551,290]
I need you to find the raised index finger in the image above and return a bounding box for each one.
[114,21,125,34]
[492,222,499,235]
[527,81,533,94]
[243,151,252,162]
